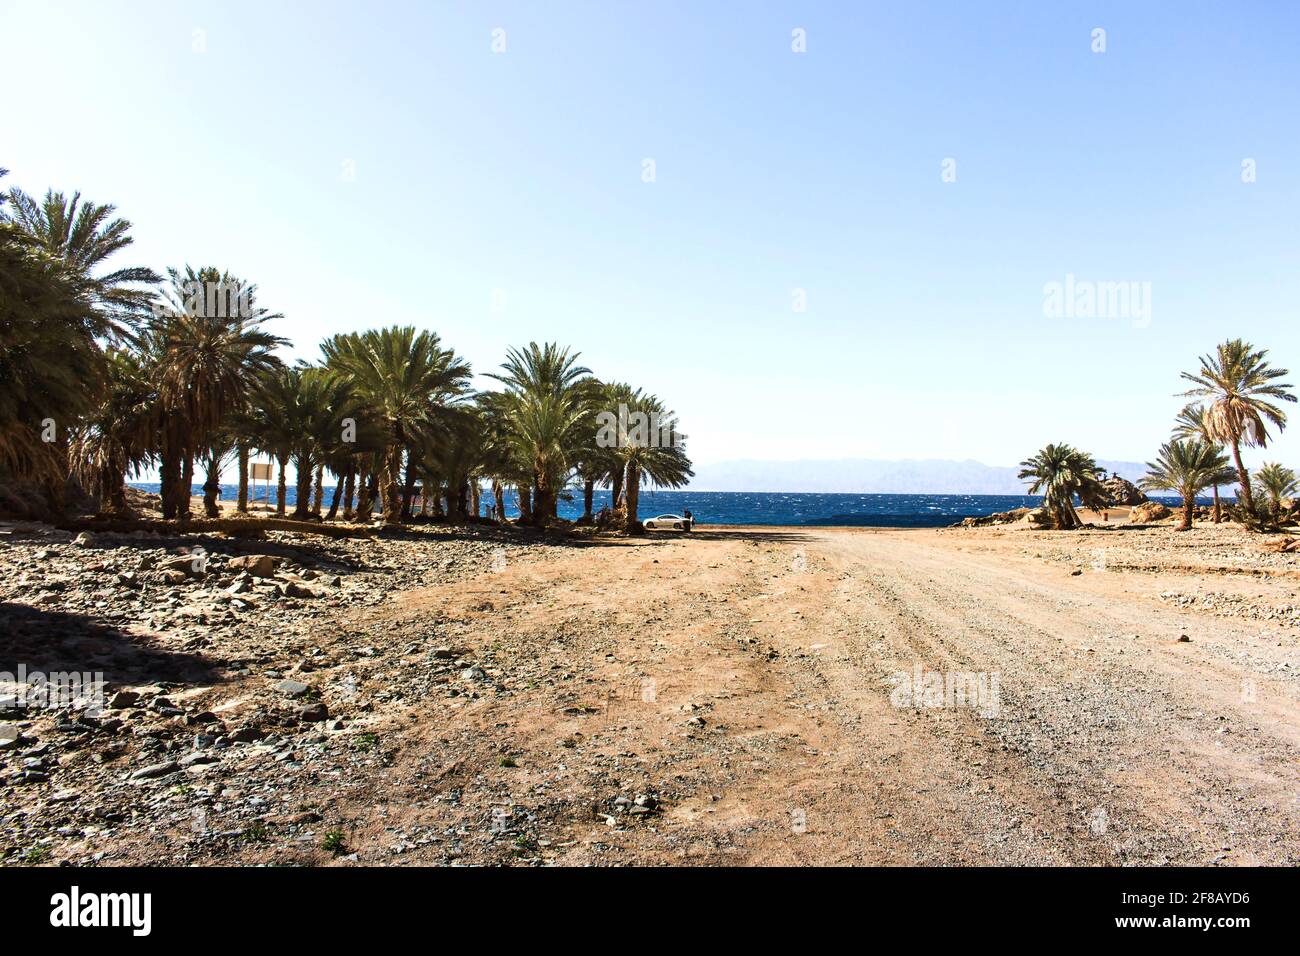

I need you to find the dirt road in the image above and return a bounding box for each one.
[317,524,1298,866]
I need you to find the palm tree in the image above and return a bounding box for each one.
[1181,340,1296,516]
[289,366,357,520]
[1018,444,1109,530]
[245,366,307,516]
[1254,462,1299,520]
[599,388,693,533]
[473,391,527,522]
[149,267,285,518]
[323,327,471,523]
[1173,404,1230,522]
[2,182,160,341]
[0,172,103,491]
[199,429,237,518]
[69,348,156,515]
[1141,440,1235,531]
[488,343,597,526]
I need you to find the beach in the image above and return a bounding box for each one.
[1,514,1296,866]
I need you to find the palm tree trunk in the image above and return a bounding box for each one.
[342,467,356,520]
[624,461,643,533]
[292,456,313,519]
[355,464,369,519]
[160,421,182,519]
[102,463,130,516]
[1181,491,1195,530]
[312,464,325,515]
[160,456,175,520]
[356,468,374,522]
[517,484,532,523]
[1230,439,1253,515]
[382,444,404,523]
[470,478,481,519]
[326,473,345,521]
[401,457,417,520]
[611,469,624,513]
[1212,484,1222,523]
[582,478,595,523]
[276,455,288,516]
[237,444,250,512]
[202,455,222,518]
[493,479,505,522]
[178,451,195,520]
[159,442,178,515]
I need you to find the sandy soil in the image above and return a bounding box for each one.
[4,519,1297,866]
[276,522,1300,865]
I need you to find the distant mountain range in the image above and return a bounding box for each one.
[685,458,1148,496]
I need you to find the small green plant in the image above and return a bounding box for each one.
[243,822,270,843]
[498,755,518,768]
[513,834,537,853]
[19,845,50,865]
[321,829,346,853]
[350,732,379,752]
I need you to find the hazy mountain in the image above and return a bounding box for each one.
[685,458,1148,495]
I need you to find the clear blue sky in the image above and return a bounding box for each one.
[5,0,1299,476]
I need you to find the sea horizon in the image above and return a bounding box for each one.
[129,483,1210,528]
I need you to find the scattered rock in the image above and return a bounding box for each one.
[130,760,180,780]
[108,691,140,710]
[228,554,277,577]
[1131,502,1172,523]
[296,702,329,722]
[1100,474,1148,507]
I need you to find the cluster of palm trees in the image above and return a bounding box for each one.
[0,172,692,532]
[1021,339,1297,531]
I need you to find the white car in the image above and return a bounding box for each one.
[644,513,693,531]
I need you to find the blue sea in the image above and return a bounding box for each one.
[131,484,1202,529]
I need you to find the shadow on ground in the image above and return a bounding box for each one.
[0,603,219,691]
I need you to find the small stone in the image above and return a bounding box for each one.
[72,532,96,547]
[130,760,180,780]
[178,752,218,767]
[159,554,205,578]
[0,723,21,750]
[228,554,277,577]
[108,690,140,710]
[275,679,310,697]
[296,702,329,723]
[1177,634,1191,643]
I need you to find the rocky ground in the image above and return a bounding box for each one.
[1,514,1296,866]
[0,519,559,865]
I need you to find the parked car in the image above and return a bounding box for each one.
[644,513,692,531]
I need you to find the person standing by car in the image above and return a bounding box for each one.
[683,509,694,531]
